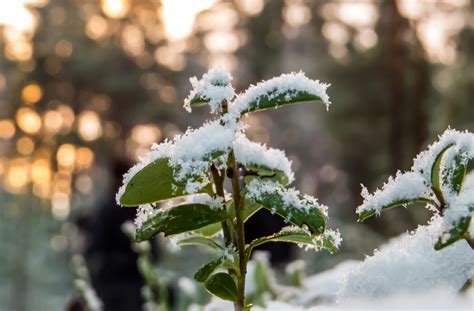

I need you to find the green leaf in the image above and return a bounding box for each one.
[135,203,226,242]
[194,222,222,237]
[194,257,224,283]
[431,144,454,204]
[243,164,291,186]
[177,235,223,251]
[247,187,326,234]
[190,95,208,107]
[119,158,198,207]
[247,227,339,254]
[435,216,472,250]
[240,90,324,115]
[227,199,263,223]
[204,273,238,302]
[450,154,468,194]
[358,198,436,222]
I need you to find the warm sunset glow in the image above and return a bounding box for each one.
[0,119,16,139]
[160,0,215,40]
[101,0,130,19]
[131,124,162,146]
[5,158,30,193]
[16,107,42,134]
[78,111,102,141]
[56,144,76,168]
[75,147,94,169]
[31,158,51,184]
[43,110,63,134]
[21,83,43,104]
[57,105,75,133]
[16,136,35,155]
[85,15,108,40]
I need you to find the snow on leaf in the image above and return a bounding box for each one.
[356,171,432,218]
[245,179,327,234]
[412,128,474,185]
[184,68,235,113]
[134,204,155,228]
[234,133,294,185]
[229,71,331,117]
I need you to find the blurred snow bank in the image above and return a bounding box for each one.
[257,288,474,310]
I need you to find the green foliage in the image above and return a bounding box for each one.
[116,70,339,308]
[358,198,435,222]
[135,204,226,242]
[204,273,238,302]
[119,158,187,206]
[239,91,325,115]
[357,129,474,250]
[177,236,223,251]
[247,187,326,234]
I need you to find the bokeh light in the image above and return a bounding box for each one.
[77,111,102,142]
[21,83,43,104]
[16,107,42,134]
[0,119,16,139]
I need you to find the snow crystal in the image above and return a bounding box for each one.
[171,119,238,192]
[117,119,241,204]
[338,216,474,301]
[357,171,431,216]
[234,133,294,184]
[229,71,331,116]
[134,204,155,228]
[184,68,235,113]
[246,179,328,217]
[412,128,474,183]
[183,193,224,209]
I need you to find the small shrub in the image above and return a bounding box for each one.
[357,128,474,250]
[116,68,341,310]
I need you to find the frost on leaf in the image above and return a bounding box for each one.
[246,179,327,234]
[229,71,331,117]
[356,171,432,220]
[234,133,294,185]
[357,128,474,249]
[184,68,235,113]
[116,120,240,205]
[134,204,155,228]
[412,128,474,188]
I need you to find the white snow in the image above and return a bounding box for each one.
[246,179,329,217]
[229,71,331,116]
[170,119,238,192]
[357,171,431,217]
[184,68,235,113]
[254,288,474,310]
[234,133,294,184]
[183,193,224,210]
[117,119,240,205]
[338,216,474,301]
[412,128,474,183]
[134,204,155,228]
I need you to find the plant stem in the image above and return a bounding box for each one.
[220,99,247,310]
[228,150,247,311]
[210,165,233,247]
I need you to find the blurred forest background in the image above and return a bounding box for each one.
[0,0,473,310]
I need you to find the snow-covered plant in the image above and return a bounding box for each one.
[357,128,474,250]
[116,68,341,310]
